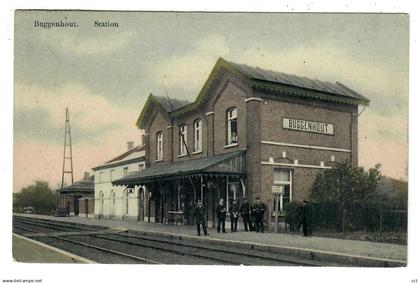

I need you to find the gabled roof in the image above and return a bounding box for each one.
[105,144,145,164]
[229,61,368,102]
[92,144,145,171]
[136,57,369,129]
[153,95,191,112]
[113,150,246,186]
[136,94,191,129]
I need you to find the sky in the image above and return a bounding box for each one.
[13,11,409,192]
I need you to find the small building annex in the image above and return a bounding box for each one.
[57,172,94,216]
[93,142,146,221]
[113,57,369,226]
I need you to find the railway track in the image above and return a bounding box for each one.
[13,216,316,265]
[13,220,160,264]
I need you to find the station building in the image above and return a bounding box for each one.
[93,142,146,221]
[57,172,94,216]
[113,57,369,226]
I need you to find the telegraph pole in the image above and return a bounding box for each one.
[61,107,74,190]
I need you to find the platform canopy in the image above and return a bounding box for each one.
[112,150,246,187]
[57,176,94,194]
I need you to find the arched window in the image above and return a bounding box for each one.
[156,132,163,160]
[110,190,116,217]
[99,191,104,216]
[226,107,238,145]
[193,119,202,152]
[179,124,188,155]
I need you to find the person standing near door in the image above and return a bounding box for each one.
[216,198,227,233]
[65,200,70,217]
[240,198,252,231]
[229,199,239,232]
[302,200,313,237]
[253,197,267,233]
[194,200,209,236]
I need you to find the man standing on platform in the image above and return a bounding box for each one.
[239,198,252,232]
[216,198,227,233]
[229,199,239,232]
[302,200,313,237]
[193,200,208,236]
[65,200,70,217]
[253,197,267,233]
[240,198,252,231]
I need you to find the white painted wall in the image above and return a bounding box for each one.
[93,156,146,220]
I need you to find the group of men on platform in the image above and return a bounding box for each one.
[193,197,267,236]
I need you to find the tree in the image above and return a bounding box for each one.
[309,161,382,231]
[13,180,59,215]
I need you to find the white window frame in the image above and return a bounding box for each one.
[193,119,202,153]
[179,124,188,156]
[273,169,292,211]
[227,107,238,145]
[156,132,163,160]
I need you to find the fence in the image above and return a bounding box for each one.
[281,201,407,244]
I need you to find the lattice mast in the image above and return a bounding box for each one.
[60,107,74,189]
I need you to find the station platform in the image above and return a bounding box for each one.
[14,213,407,266]
[13,233,92,263]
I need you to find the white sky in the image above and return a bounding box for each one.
[13,11,408,192]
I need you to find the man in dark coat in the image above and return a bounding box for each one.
[65,200,70,217]
[302,201,313,237]
[252,197,267,233]
[216,198,227,233]
[240,198,252,231]
[193,200,208,236]
[229,199,239,232]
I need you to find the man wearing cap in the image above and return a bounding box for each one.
[216,198,227,233]
[252,197,267,233]
[194,200,208,236]
[240,198,252,231]
[229,199,240,232]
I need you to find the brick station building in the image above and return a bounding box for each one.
[113,57,369,226]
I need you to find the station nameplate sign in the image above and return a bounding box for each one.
[283,118,334,135]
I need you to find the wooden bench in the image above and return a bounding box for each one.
[166,211,184,226]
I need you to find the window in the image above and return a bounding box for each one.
[156,132,163,160]
[227,107,238,145]
[124,189,129,215]
[193,119,202,152]
[273,169,292,211]
[110,190,116,217]
[99,191,104,215]
[179,124,188,155]
[110,169,115,181]
[123,167,128,177]
[99,171,103,183]
[138,163,145,171]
